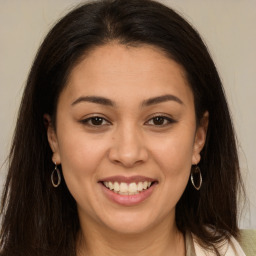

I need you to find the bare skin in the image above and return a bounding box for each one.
[46,43,208,256]
[76,209,185,256]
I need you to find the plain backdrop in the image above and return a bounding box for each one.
[0,0,255,228]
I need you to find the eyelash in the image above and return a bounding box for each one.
[80,116,111,127]
[80,115,176,127]
[145,115,176,126]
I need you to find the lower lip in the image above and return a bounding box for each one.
[100,183,157,206]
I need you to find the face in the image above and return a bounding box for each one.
[47,44,207,235]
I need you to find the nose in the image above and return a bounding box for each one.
[108,125,149,168]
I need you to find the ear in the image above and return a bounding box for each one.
[43,114,61,164]
[192,111,209,165]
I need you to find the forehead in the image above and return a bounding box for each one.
[61,43,193,106]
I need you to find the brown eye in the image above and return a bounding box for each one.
[81,116,110,126]
[152,116,165,125]
[90,117,104,125]
[146,115,176,126]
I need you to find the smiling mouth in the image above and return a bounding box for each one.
[101,181,156,195]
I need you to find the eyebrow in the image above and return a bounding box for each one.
[142,94,183,106]
[71,96,115,106]
[71,94,183,107]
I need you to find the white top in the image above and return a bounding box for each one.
[194,236,246,256]
[185,232,246,256]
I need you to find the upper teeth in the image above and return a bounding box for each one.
[103,181,152,195]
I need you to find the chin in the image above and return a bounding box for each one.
[97,210,162,235]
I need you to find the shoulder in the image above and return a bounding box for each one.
[192,233,246,256]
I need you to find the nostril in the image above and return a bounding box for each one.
[108,139,149,167]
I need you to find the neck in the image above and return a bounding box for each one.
[77,215,185,256]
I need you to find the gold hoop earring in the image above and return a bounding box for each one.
[190,165,202,190]
[51,162,61,188]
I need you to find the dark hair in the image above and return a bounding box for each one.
[0,0,244,255]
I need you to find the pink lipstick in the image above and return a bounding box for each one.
[99,175,158,206]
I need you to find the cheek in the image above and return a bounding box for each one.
[56,129,108,191]
[57,134,109,214]
[150,129,195,175]
[151,132,194,207]
[57,120,106,166]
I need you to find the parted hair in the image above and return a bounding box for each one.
[0,0,243,255]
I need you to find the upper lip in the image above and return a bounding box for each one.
[99,175,157,184]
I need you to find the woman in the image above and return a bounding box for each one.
[0,0,246,255]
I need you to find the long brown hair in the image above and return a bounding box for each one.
[0,0,244,255]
